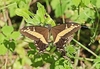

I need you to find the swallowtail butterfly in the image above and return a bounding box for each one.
[20,22,81,52]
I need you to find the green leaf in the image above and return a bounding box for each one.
[4,40,15,52]
[96,64,100,69]
[44,13,56,26]
[32,2,55,26]
[8,2,17,17]
[16,2,55,26]
[32,14,42,25]
[51,0,59,10]
[15,8,34,23]
[68,8,95,23]
[91,0,96,6]
[1,26,14,37]
[94,57,100,63]
[55,65,64,69]
[66,45,76,54]
[96,0,100,8]
[55,58,72,69]
[94,57,100,69]
[82,0,90,6]
[54,0,68,17]
[0,44,7,55]
[72,0,81,7]
[18,1,29,9]
[10,31,20,40]
[36,2,46,23]
[0,34,5,43]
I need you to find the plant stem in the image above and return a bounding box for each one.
[73,39,98,57]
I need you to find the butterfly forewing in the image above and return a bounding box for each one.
[63,23,81,38]
[20,26,49,51]
[51,24,66,41]
[35,26,49,42]
[51,23,81,51]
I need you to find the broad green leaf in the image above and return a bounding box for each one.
[72,0,81,7]
[15,8,34,17]
[55,65,64,69]
[0,34,5,43]
[68,8,95,23]
[15,8,30,18]
[94,57,100,69]
[51,0,59,10]
[1,26,14,37]
[4,40,15,52]
[8,2,17,17]
[0,44,7,55]
[32,14,42,25]
[33,2,55,26]
[10,31,20,40]
[96,64,100,69]
[55,58,72,69]
[96,0,100,8]
[66,45,76,54]
[94,57,100,63]
[44,13,56,26]
[36,2,46,23]
[15,8,34,23]
[19,1,29,9]
[54,0,68,17]
[16,2,55,26]
[91,0,96,6]
[82,0,90,6]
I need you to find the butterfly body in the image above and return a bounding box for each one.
[20,23,81,52]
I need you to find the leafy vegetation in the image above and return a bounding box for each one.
[0,0,100,69]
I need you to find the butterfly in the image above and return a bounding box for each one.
[20,22,81,52]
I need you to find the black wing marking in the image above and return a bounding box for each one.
[55,35,74,50]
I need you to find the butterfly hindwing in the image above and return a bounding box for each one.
[20,26,49,51]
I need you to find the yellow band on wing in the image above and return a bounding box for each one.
[54,25,79,44]
[24,29,48,44]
